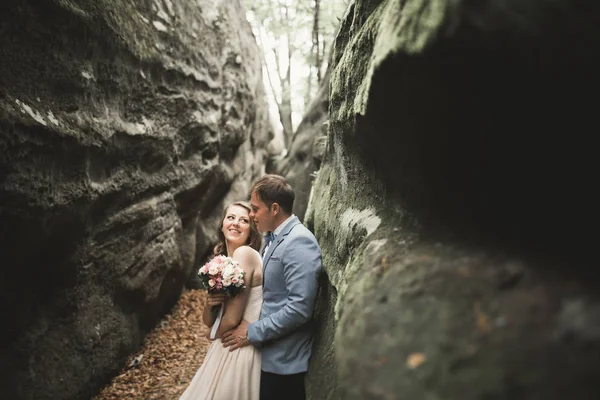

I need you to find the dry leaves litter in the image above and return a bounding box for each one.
[93,289,210,400]
[406,352,427,369]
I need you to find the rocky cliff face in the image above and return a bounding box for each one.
[307,1,600,399]
[0,0,270,398]
[274,68,330,221]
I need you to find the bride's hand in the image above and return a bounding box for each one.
[206,293,227,307]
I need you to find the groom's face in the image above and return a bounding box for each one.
[250,192,275,233]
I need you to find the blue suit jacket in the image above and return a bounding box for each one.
[247,216,322,374]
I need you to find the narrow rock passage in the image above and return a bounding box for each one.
[93,290,210,400]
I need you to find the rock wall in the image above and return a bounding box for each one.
[274,68,330,221]
[0,0,270,399]
[307,1,600,399]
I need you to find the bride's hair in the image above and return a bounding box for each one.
[213,201,262,256]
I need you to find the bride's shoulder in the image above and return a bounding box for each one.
[232,245,262,261]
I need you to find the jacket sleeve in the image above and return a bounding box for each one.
[247,234,322,344]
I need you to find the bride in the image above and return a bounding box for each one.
[179,201,263,400]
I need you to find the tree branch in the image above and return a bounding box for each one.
[257,28,282,106]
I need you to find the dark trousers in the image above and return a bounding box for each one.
[260,370,306,400]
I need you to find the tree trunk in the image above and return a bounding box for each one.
[305,65,313,108]
[320,37,328,80]
[279,34,294,147]
[313,0,322,84]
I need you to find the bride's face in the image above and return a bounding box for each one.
[222,205,251,246]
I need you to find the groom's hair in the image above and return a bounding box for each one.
[251,174,295,214]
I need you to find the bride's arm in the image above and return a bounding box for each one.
[202,293,226,328]
[213,247,258,337]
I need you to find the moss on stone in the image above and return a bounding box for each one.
[308,0,600,399]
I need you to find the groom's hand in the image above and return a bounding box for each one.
[222,320,250,351]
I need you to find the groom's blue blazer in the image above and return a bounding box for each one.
[247,215,322,375]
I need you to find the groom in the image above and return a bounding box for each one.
[222,174,322,400]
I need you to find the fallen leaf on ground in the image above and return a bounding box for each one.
[406,352,426,369]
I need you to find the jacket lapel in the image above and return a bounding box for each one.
[262,216,301,279]
[259,237,269,256]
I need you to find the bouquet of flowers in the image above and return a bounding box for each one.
[198,255,246,339]
[198,255,246,296]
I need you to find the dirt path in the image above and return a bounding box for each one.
[93,289,210,400]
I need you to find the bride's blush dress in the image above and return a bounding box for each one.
[179,286,263,400]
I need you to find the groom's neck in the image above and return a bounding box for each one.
[272,212,292,232]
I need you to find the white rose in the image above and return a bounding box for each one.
[223,265,234,277]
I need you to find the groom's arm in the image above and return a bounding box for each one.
[247,234,322,345]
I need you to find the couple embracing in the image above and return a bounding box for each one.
[179,174,323,400]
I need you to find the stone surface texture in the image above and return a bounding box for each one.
[306,1,600,399]
[273,67,330,221]
[0,0,270,398]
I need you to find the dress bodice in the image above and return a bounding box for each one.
[242,285,263,323]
